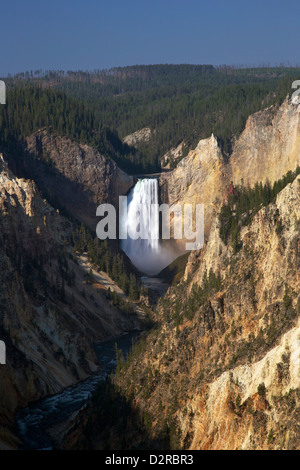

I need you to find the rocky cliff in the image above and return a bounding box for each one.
[123,127,152,146]
[0,153,141,448]
[160,98,300,238]
[174,175,300,449]
[24,130,134,228]
[230,98,300,187]
[160,133,229,236]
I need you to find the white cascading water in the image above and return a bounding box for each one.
[121,178,177,276]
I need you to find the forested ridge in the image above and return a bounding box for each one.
[1,64,300,173]
[218,166,300,252]
[0,85,134,171]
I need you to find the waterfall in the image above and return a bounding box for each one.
[121,178,178,276]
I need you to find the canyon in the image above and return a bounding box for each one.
[0,153,143,449]
[62,97,300,450]
[0,95,299,450]
[160,98,300,238]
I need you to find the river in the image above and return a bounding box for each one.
[16,331,141,450]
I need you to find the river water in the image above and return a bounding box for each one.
[16,332,141,450]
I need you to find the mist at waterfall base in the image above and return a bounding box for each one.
[121,179,182,276]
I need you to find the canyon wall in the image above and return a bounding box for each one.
[160,98,300,238]
[24,130,134,228]
[0,154,140,448]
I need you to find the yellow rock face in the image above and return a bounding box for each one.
[160,99,300,240]
[230,98,300,187]
[160,133,229,237]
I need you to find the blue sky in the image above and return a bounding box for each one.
[1,0,300,74]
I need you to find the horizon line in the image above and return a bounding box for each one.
[2,62,300,78]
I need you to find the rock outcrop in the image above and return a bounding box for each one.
[123,127,152,147]
[160,133,229,236]
[230,98,300,187]
[160,142,184,169]
[24,130,134,228]
[160,98,300,238]
[66,100,300,451]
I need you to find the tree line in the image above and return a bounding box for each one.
[1,65,300,173]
